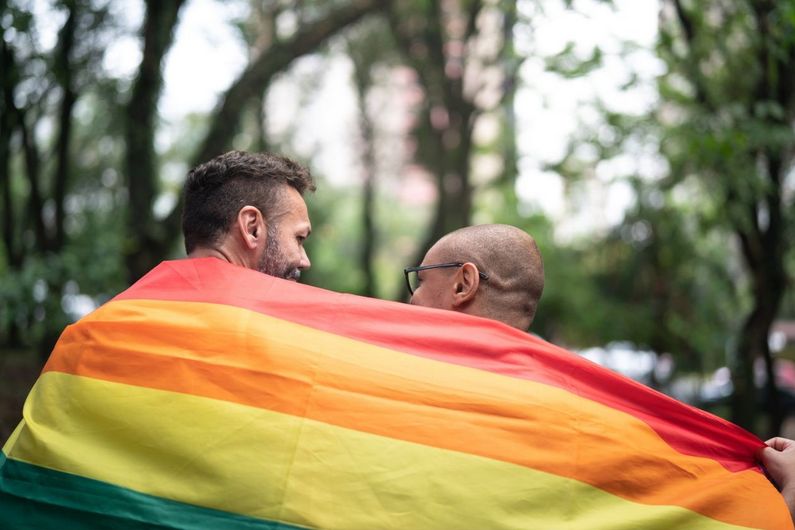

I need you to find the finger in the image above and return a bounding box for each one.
[765,437,795,451]
[759,446,782,464]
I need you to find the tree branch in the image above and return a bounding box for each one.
[194,0,389,167]
[464,0,484,41]
[724,178,762,272]
[155,0,390,262]
[668,0,714,111]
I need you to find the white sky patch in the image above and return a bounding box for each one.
[30,0,66,51]
[102,1,144,78]
[267,50,361,185]
[97,0,247,120]
[103,36,142,79]
[306,54,360,186]
[161,0,249,121]
[516,166,566,219]
[267,75,302,137]
[515,0,663,241]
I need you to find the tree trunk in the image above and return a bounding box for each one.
[352,52,377,297]
[38,0,79,361]
[52,1,78,252]
[665,0,792,435]
[387,1,481,269]
[732,273,785,433]
[255,91,268,153]
[124,0,187,283]
[0,36,19,268]
[731,153,787,434]
[497,0,521,213]
[729,1,792,435]
[18,109,48,251]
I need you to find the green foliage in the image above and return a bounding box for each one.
[302,184,366,294]
[478,177,740,375]
[536,0,794,431]
[0,0,129,349]
[302,180,432,300]
[0,230,125,350]
[545,43,603,79]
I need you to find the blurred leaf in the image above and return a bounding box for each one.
[545,43,603,79]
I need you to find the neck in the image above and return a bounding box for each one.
[188,246,240,266]
[468,300,529,331]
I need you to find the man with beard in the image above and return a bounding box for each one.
[0,150,319,528]
[183,150,314,279]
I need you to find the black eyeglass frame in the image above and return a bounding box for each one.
[403,262,489,295]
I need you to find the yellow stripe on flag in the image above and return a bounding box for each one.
[6,372,773,530]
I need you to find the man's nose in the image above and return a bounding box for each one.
[299,247,311,270]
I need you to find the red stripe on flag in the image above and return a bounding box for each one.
[113,258,764,473]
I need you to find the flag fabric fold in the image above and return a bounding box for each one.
[0,258,790,529]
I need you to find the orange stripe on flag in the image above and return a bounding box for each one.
[43,297,787,530]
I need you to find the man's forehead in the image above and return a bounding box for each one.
[421,241,447,265]
[270,187,310,223]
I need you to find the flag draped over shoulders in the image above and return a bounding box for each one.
[0,258,790,529]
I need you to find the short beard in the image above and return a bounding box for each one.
[258,224,301,280]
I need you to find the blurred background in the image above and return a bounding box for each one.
[1,0,794,440]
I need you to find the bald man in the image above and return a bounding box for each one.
[404,224,544,330]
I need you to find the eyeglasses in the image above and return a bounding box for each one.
[403,262,489,295]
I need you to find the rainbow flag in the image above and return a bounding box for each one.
[0,258,790,529]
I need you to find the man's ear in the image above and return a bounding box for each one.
[451,262,481,308]
[236,206,266,250]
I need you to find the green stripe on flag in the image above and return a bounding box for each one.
[0,453,307,530]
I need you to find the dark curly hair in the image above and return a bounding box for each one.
[181,151,315,253]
